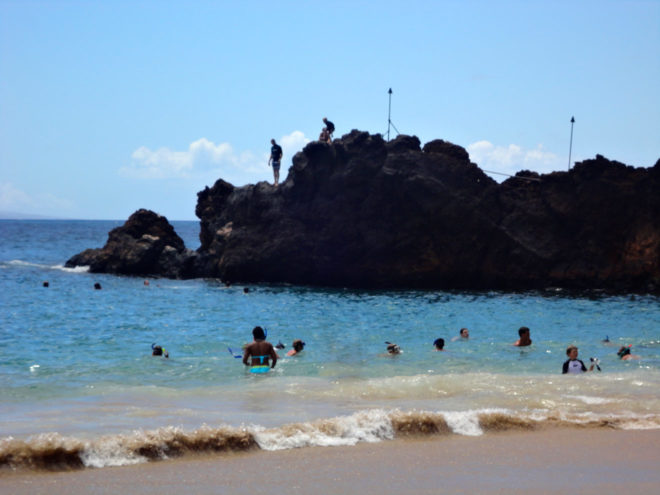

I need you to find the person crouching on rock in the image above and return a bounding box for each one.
[322,117,334,141]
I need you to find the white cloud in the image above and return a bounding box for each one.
[121,131,310,181]
[280,130,310,155]
[467,141,560,179]
[0,182,73,215]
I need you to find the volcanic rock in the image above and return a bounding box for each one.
[66,131,660,292]
[65,209,196,277]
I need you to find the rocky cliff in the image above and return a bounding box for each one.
[66,130,660,292]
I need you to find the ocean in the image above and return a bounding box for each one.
[1,219,659,470]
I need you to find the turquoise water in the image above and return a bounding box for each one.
[1,220,659,468]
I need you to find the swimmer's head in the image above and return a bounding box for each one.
[617,346,631,358]
[292,339,305,352]
[387,343,401,354]
[566,345,578,358]
[151,343,168,358]
[433,338,445,350]
[460,328,469,338]
[519,326,530,337]
[252,326,266,340]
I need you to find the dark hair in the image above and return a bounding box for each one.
[617,346,631,358]
[433,338,445,350]
[293,339,305,352]
[566,345,578,356]
[460,328,468,335]
[252,326,266,340]
[387,343,400,354]
[518,326,530,336]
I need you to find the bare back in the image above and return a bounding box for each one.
[243,340,278,368]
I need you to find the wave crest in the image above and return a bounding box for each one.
[2,409,659,472]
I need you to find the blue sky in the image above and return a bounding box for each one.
[1,0,658,220]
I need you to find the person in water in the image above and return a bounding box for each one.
[617,345,640,360]
[386,342,401,354]
[433,338,445,351]
[151,343,169,358]
[562,345,594,374]
[286,339,305,356]
[513,326,532,346]
[452,328,469,341]
[243,326,278,373]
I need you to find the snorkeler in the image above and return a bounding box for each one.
[617,345,640,360]
[286,339,305,356]
[151,343,169,358]
[385,341,401,354]
[243,326,278,373]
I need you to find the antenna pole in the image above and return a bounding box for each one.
[387,88,393,141]
[568,116,575,170]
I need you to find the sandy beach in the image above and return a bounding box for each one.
[2,428,659,495]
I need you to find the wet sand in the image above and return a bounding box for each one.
[2,428,659,495]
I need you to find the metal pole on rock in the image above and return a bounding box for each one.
[387,88,393,141]
[568,116,575,170]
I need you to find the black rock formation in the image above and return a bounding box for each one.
[66,131,660,292]
[65,209,196,278]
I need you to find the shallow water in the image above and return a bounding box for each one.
[1,219,659,469]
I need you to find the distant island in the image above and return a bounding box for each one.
[66,131,660,293]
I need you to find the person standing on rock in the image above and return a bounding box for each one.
[268,139,283,187]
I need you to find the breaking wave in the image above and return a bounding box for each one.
[2,409,658,472]
[3,260,89,273]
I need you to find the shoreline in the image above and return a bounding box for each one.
[2,428,659,495]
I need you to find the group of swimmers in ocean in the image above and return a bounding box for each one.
[152,323,640,375]
[383,325,640,375]
[387,326,530,354]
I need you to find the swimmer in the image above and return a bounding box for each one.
[562,345,593,374]
[286,339,305,356]
[385,341,401,354]
[43,281,49,287]
[513,326,532,347]
[94,282,102,290]
[452,328,469,342]
[433,338,445,351]
[151,343,169,358]
[243,326,277,373]
[243,287,250,294]
[617,345,640,360]
[144,280,150,286]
